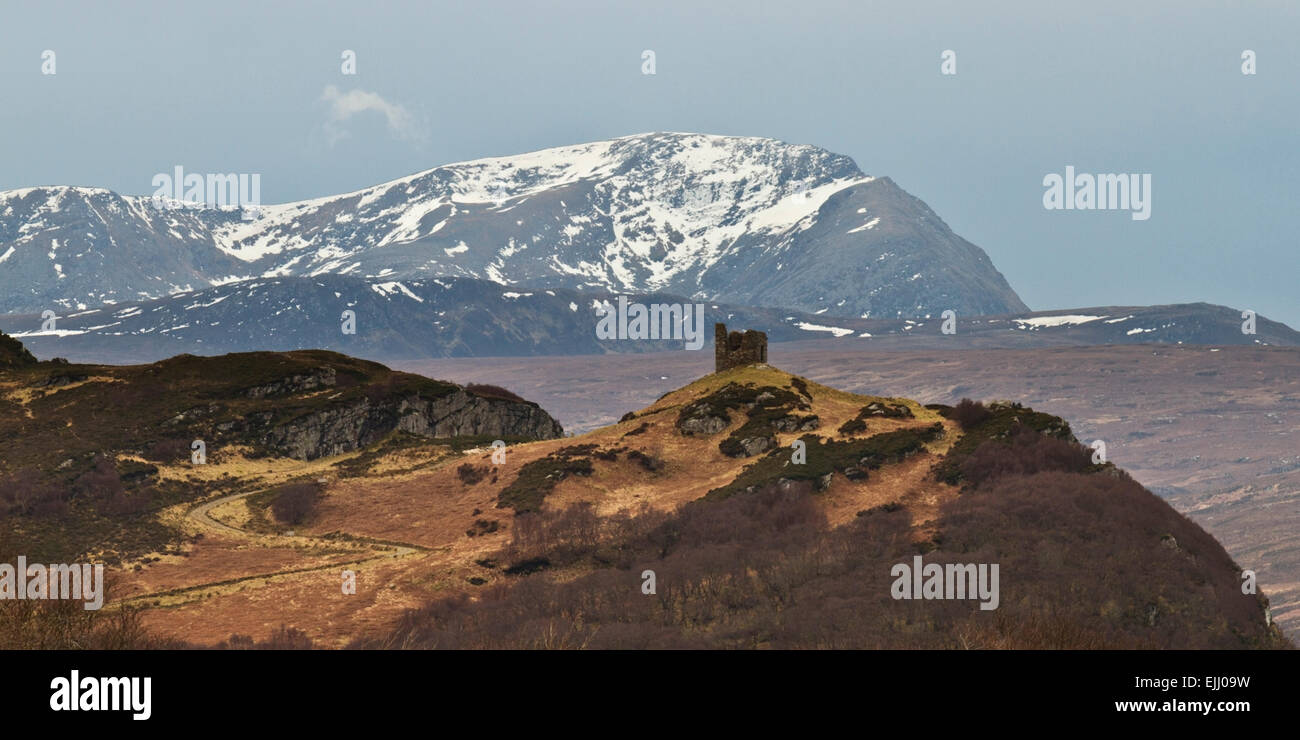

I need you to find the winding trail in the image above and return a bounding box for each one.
[120,485,426,609]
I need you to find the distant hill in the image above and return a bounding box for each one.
[1,275,1295,364]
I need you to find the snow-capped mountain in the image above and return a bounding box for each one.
[0,133,1027,319]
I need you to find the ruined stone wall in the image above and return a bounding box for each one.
[714,323,768,372]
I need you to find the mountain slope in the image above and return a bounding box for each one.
[0,275,845,362]
[0,133,1027,319]
[1,274,1293,364]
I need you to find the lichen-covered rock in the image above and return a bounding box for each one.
[679,414,729,435]
[735,436,773,457]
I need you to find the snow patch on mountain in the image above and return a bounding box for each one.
[1014,315,1107,329]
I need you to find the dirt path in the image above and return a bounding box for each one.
[119,486,426,609]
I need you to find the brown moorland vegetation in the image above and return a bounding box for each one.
[0,331,1288,649]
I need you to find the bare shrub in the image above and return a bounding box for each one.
[0,468,67,518]
[73,456,125,500]
[215,624,313,650]
[959,426,1095,489]
[0,530,181,650]
[270,482,321,525]
[141,438,191,463]
[950,398,992,430]
[457,463,488,485]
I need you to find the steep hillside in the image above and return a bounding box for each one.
[0,133,1026,320]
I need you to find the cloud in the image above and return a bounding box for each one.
[319,85,423,145]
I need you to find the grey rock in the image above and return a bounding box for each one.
[680,414,729,436]
[258,389,562,461]
[735,436,773,457]
[771,414,820,432]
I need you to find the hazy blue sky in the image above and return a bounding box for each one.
[2,1,1296,326]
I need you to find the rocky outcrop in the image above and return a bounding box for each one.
[728,436,774,458]
[771,414,821,432]
[259,389,564,460]
[395,391,563,440]
[244,367,338,399]
[678,413,729,436]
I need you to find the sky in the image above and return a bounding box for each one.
[1,0,1297,327]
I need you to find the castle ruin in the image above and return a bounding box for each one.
[714,323,768,372]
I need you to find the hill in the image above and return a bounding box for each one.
[408,341,1300,642]
[0,332,562,564]
[338,365,1284,649]
[0,338,1260,649]
[0,330,1285,649]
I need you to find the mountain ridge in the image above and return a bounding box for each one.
[1,275,1293,363]
[0,132,1027,320]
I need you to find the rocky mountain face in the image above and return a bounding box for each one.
[0,133,1027,320]
[259,385,564,460]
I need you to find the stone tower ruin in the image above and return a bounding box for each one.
[714,323,768,372]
